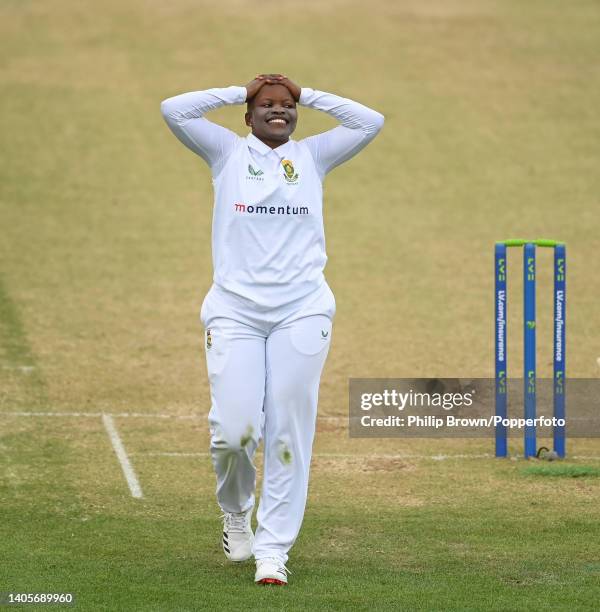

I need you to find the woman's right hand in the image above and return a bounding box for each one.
[245,76,267,101]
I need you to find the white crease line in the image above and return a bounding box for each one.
[135,452,211,457]
[102,414,143,499]
[0,411,347,421]
[133,451,492,460]
[309,452,493,460]
[571,456,600,461]
[3,412,599,462]
[0,411,202,419]
[131,451,600,461]
[1,411,105,417]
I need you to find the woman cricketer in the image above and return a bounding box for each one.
[161,74,384,585]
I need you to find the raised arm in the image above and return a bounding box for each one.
[299,88,385,177]
[160,86,246,176]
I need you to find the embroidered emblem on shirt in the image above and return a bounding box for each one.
[281,159,299,184]
[206,329,212,349]
[321,330,329,339]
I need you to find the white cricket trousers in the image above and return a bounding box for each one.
[200,281,336,563]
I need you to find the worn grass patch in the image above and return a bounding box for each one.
[521,464,600,478]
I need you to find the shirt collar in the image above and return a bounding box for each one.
[246,133,292,158]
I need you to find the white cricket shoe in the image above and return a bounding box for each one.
[255,557,290,586]
[221,508,254,562]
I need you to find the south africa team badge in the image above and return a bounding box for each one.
[206,329,212,349]
[281,159,299,184]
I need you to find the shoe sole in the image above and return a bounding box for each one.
[225,555,253,562]
[256,578,287,586]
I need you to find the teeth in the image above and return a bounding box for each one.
[268,119,286,124]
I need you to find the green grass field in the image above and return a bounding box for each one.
[2,0,600,609]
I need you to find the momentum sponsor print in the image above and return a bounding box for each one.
[234,202,310,215]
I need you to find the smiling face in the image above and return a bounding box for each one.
[245,83,298,148]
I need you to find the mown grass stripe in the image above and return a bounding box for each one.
[0,276,47,406]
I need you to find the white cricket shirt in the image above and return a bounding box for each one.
[161,85,384,308]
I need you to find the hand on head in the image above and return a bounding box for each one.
[245,74,301,102]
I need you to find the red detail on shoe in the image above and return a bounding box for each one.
[257,578,286,586]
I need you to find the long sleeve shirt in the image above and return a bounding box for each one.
[161,85,384,308]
